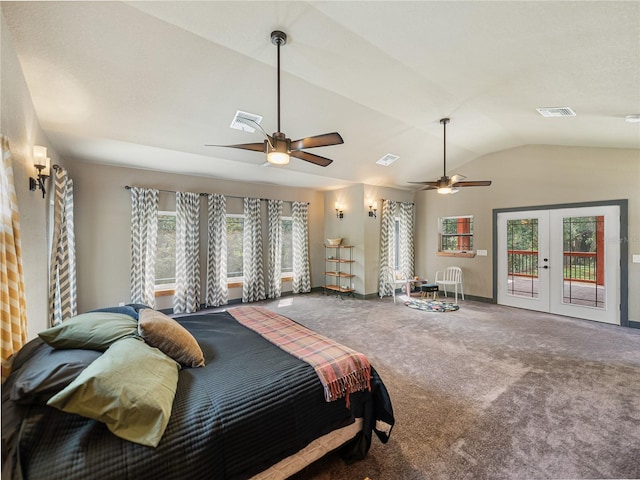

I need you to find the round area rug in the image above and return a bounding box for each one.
[404,299,460,312]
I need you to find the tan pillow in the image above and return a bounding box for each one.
[138,309,205,368]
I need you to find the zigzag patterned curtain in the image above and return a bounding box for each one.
[291,201,311,294]
[267,199,283,299]
[378,199,398,297]
[49,166,77,326]
[206,194,228,307]
[242,197,265,303]
[1,135,28,382]
[173,192,200,314]
[398,201,415,280]
[130,187,158,308]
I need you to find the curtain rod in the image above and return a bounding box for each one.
[381,198,415,205]
[124,186,308,204]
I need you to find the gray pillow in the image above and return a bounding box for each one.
[10,340,101,404]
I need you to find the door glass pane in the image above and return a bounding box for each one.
[506,219,539,298]
[562,216,605,308]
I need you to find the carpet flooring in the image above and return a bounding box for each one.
[246,292,640,480]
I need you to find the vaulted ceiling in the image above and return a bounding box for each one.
[3,1,639,190]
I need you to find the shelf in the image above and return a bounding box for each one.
[324,271,355,278]
[323,285,355,293]
[437,251,476,258]
[324,244,355,298]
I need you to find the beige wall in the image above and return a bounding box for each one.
[1,12,63,339]
[415,144,640,323]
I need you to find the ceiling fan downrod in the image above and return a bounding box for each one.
[440,117,450,177]
[271,30,287,134]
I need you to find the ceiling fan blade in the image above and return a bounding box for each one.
[454,180,493,187]
[289,132,344,151]
[204,142,266,152]
[408,181,439,186]
[421,185,438,190]
[289,150,333,167]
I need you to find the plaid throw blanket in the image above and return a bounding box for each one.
[229,306,371,406]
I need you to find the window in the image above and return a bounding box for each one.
[281,217,293,276]
[394,218,400,270]
[156,211,176,288]
[439,216,473,252]
[227,214,244,280]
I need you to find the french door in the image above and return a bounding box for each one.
[497,205,620,325]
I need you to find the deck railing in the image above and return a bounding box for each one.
[507,250,599,284]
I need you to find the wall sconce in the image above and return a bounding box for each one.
[368,204,377,218]
[29,145,50,198]
[335,208,344,220]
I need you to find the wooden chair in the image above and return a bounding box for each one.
[435,266,464,303]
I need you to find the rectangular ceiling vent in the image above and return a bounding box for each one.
[230,110,263,132]
[376,153,400,166]
[536,107,576,118]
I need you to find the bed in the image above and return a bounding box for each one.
[2,305,394,480]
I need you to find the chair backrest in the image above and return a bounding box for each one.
[442,266,462,283]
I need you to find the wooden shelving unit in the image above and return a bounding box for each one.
[323,245,355,297]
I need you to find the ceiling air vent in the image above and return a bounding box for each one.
[376,153,399,166]
[230,110,263,132]
[536,107,576,118]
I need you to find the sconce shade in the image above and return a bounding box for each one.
[42,157,51,177]
[33,145,48,168]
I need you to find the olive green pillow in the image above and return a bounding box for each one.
[38,312,138,351]
[47,336,180,447]
[138,309,205,368]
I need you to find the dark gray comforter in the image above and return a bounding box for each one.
[2,310,394,479]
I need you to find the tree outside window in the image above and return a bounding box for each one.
[156,211,176,287]
[281,217,293,275]
[227,215,244,279]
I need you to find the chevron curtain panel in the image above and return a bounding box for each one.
[130,187,158,308]
[49,166,77,326]
[267,199,283,299]
[206,194,228,307]
[173,191,200,314]
[378,199,398,298]
[292,201,311,294]
[399,201,415,281]
[242,197,265,303]
[1,136,28,382]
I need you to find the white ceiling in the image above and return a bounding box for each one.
[3,1,639,191]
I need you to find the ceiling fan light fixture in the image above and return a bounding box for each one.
[437,186,458,195]
[267,151,290,165]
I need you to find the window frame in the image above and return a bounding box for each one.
[154,210,177,293]
[280,216,294,278]
[438,215,474,254]
[226,213,245,283]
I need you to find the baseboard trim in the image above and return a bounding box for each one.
[628,320,640,329]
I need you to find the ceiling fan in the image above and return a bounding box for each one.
[410,118,492,194]
[206,30,343,167]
